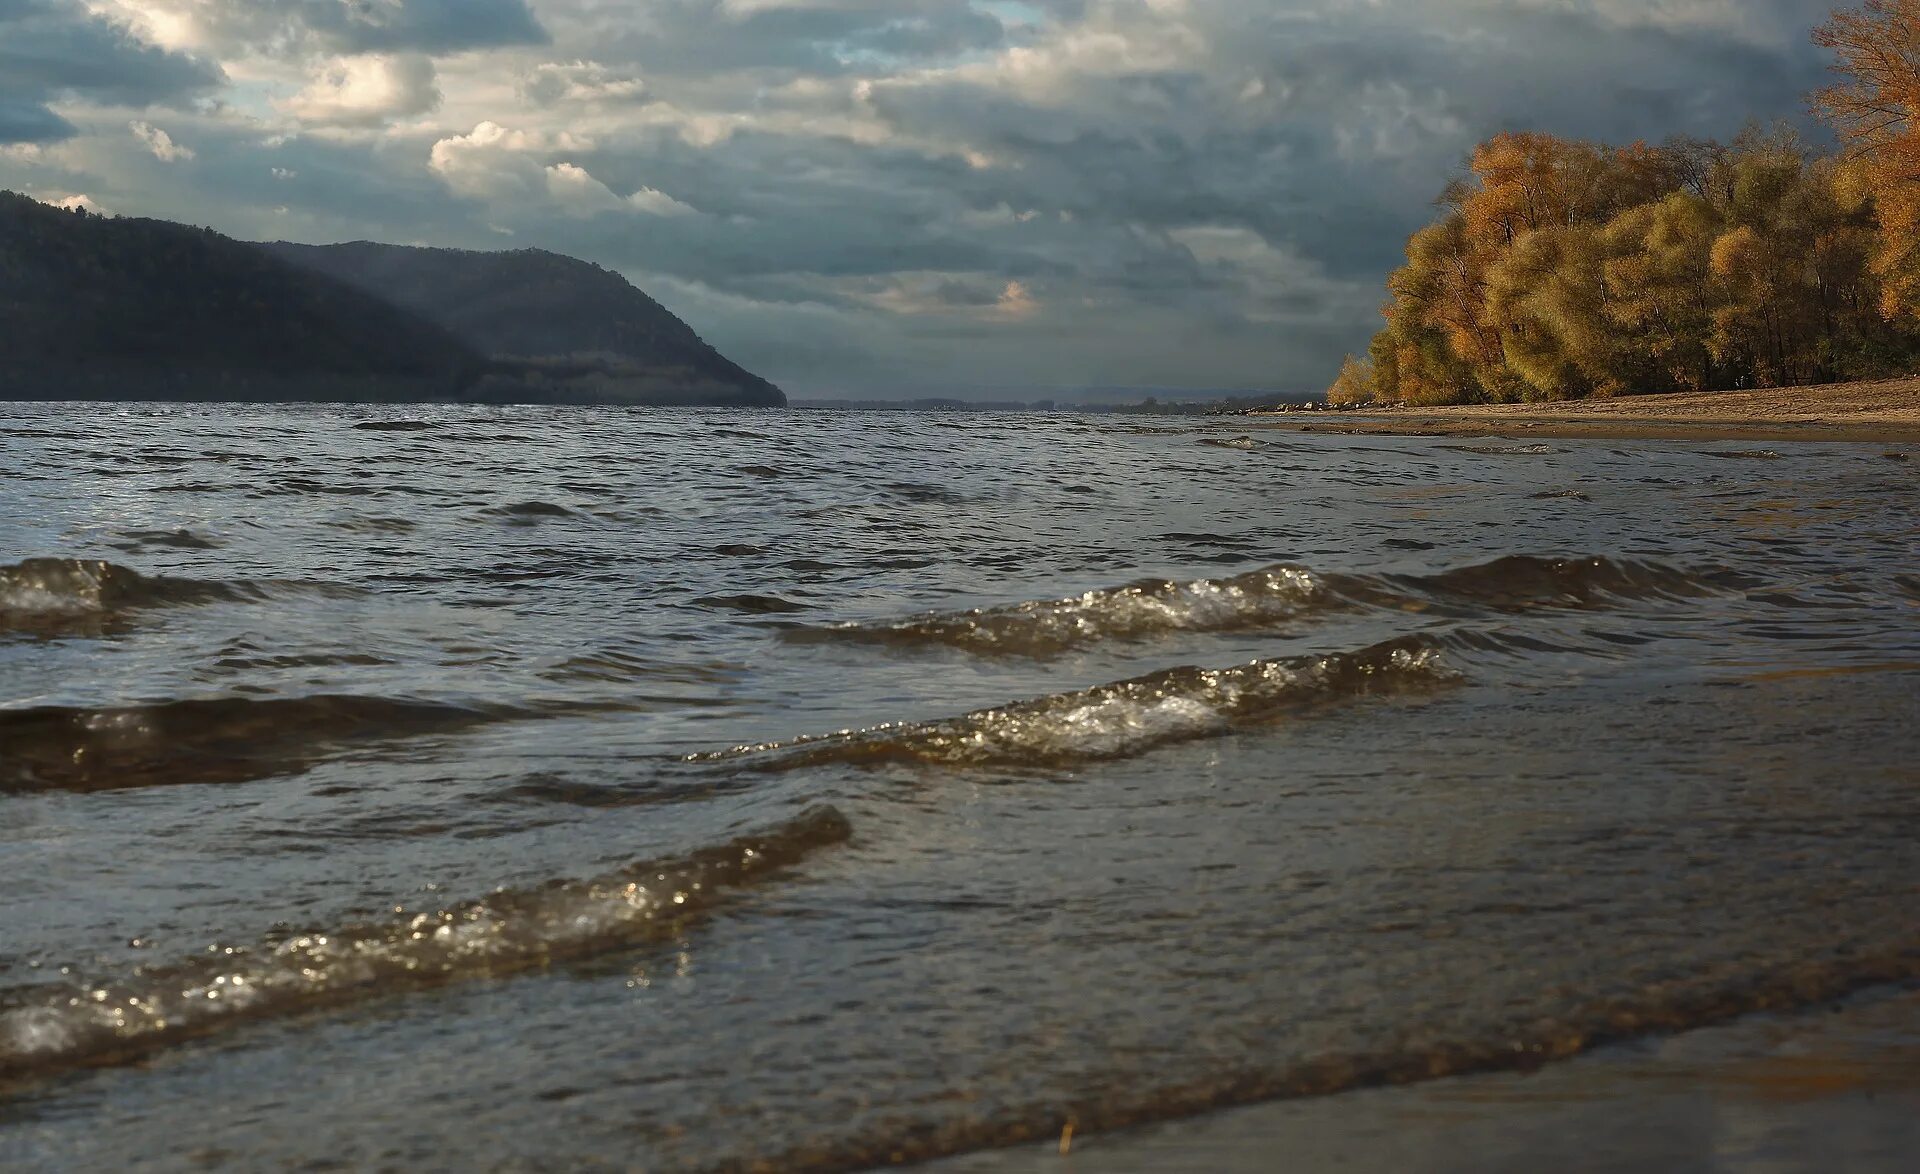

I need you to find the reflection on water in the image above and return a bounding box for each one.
[0,404,1917,1170]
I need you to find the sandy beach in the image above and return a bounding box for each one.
[1251,378,1920,443]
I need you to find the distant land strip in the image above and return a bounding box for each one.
[1255,378,1920,443]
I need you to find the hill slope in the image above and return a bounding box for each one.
[266,242,786,407]
[0,191,482,401]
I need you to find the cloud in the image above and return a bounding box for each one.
[129,119,193,160]
[995,279,1036,318]
[94,0,548,56]
[545,160,699,217]
[428,121,697,218]
[427,120,588,201]
[280,54,440,126]
[0,0,1848,392]
[36,190,106,212]
[0,0,219,146]
[520,61,649,107]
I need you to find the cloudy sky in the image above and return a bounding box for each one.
[0,0,1840,395]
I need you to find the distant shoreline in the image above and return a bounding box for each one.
[1250,378,1920,444]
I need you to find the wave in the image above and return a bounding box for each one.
[691,636,1454,771]
[0,805,851,1082]
[695,593,812,615]
[793,565,1330,656]
[0,695,523,795]
[797,556,1736,657]
[0,558,358,635]
[1388,554,1743,612]
[0,558,257,618]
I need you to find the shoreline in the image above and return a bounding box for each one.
[939,983,1920,1172]
[1246,377,1920,444]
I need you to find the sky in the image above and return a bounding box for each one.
[0,0,1843,396]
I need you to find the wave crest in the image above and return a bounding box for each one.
[796,556,1736,657]
[694,637,1453,770]
[0,558,254,619]
[796,565,1329,656]
[0,805,852,1080]
[0,558,362,636]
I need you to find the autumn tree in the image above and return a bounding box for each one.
[1813,0,1920,316]
[1601,194,1721,392]
[1326,354,1377,405]
[1336,100,1920,407]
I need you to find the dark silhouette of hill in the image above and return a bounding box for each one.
[266,241,786,407]
[0,191,482,401]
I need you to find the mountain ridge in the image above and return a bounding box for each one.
[264,240,786,407]
[0,191,784,407]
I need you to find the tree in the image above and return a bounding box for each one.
[1601,194,1722,392]
[1326,354,1376,405]
[1813,1,1920,317]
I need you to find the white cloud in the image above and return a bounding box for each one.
[430,123,695,217]
[280,55,441,127]
[428,120,582,200]
[545,160,624,213]
[128,121,194,162]
[545,162,699,217]
[36,192,108,214]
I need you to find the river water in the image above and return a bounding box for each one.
[1,404,1917,1171]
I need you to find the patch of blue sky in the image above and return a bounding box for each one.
[975,1,1048,30]
[829,3,1049,71]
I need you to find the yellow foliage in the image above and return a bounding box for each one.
[1326,355,1375,405]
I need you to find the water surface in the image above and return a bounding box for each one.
[1,404,1917,1170]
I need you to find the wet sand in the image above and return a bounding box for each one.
[1251,377,1920,443]
[941,986,1920,1173]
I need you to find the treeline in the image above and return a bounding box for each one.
[1331,2,1920,406]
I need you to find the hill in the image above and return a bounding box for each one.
[265,242,786,407]
[0,191,483,401]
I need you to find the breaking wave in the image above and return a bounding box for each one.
[0,558,258,617]
[0,558,358,635]
[692,636,1454,771]
[0,805,852,1081]
[793,565,1328,656]
[798,556,1736,657]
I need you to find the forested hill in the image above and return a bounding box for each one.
[0,191,482,400]
[265,242,787,408]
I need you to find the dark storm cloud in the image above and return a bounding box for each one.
[180,0,549,55]
[860,1,1834,284]
[304,0,547,52]
[0,0,219,145]
[538,0,1016,76]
